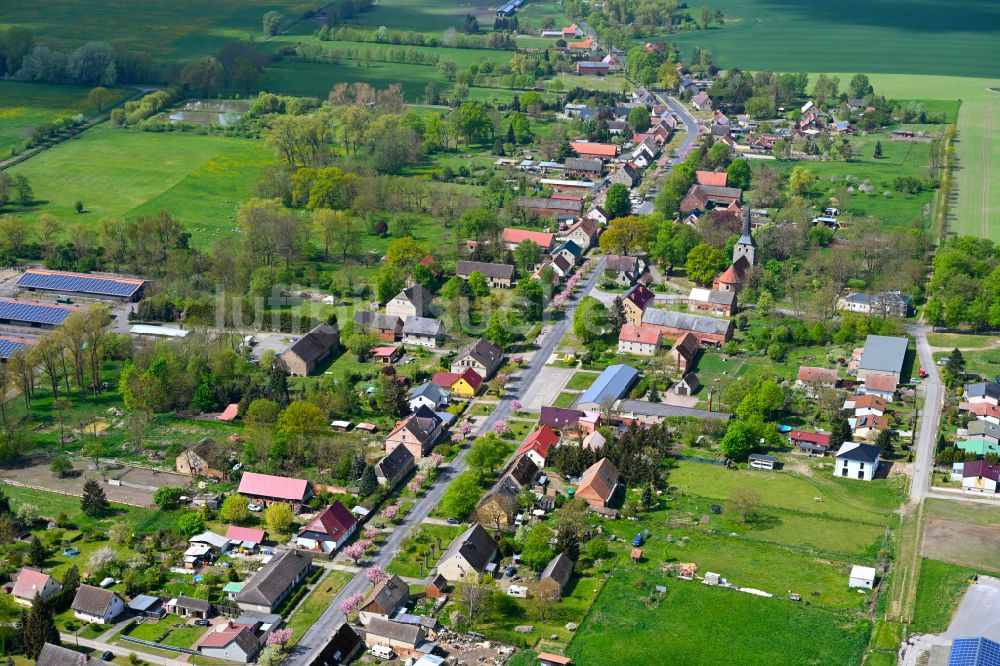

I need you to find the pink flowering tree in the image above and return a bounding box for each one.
[342,543,365,564]
[407,481,420,494]
[511,400,522,412]
[451,431,464,443]
[459,421,473,436]
[431,452,444,466]
[415,474,426,486]
[366,566,388,585]
[512,354,524,366]
[382,504,400,522]
[496,374,510,386]
[339,591,366,616]
[363,528,378,540]
[266,628,293,647]
[357,539,374,551]
[493,420,509,436]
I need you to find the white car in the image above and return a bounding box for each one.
[248,503,264,512]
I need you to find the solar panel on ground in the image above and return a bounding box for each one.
[15,270,143,298]
[0,299,80,325]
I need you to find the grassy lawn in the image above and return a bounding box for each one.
[669,461,905,525]
[926,332,999,349]
[123,616,208,648]
[386,523,464,578]
[871,620,905,651]
[569,574,869,666]
[551,74,631,93]
[286,569,353,646]
[7,125,273,246]
[0,82,128,155]
[564,371,599,391]
[909,558,990,634]
[0,0,319,60]
[925,498,1000,527]
[467,402,499,417]
[552,392,578,408]
[503,419,535,443]
[934,347,1000,381]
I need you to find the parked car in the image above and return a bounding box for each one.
[632,534,644,547]
[446,517,460,525]
[194,619,211,626]
[101,652,114,661]
[248,503,264,512]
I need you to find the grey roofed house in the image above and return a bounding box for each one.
[361,574,409,615]
[835,442,881,464]
[442,524,498,572]
[607,119,628,132]
[613,399,732,422]
[642,308,733,336]
[504,454,539,486]
[455,338,504,373]
[173,595,211,613]
[235,550,311,609]
[564,157,603,174]
[966,382,1000,402]
[354,311,402,332]
[397,284,433,309]
[403,316,444,337]
[857,335,908,374]
[408,382,450,407]
[279,322,339,375]
[515,196,584,213]
[71,584,123,619]
[541,552,574,588]
[968,419,1000,441]
[375,440,416,486]
[456,261,515,281]
[311,624,363,666]
[605,255,641,273]
[690,288,737,307]
[37,643,114,666]
[190,531,230,550]
[365,616,424,645]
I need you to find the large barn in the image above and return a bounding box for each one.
[16,269,146,302]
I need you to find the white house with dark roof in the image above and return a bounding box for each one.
[438,524,498,582]
[235,550,312,613]
[402,316,445,348]
[451,338,503,378]
[834,442,881,481]
[71,584,126,624]
[387,285,434,319]
[408,382,451,412]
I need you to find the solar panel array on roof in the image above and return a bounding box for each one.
[16,270,144,298]
[0,338,27,358]
[950,637,1000,666]
[0,299,80,325]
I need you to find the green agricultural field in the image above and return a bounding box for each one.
[935,347,1000,381]
[0,82,128,156]
[0,0,319,60]
[666,0,1000,79]
[265,35,516,69]
[669,461,905,524]
[338,0,496,32]
[569,574,869,666]
[7,125,273,245]
[926,332,999,350]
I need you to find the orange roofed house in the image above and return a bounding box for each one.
[695,170,728,187]
[501,227,557,250]
[575,458,620,509]
[517,425,560,467]
[569,142,618,160]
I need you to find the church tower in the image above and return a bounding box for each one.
[732,206,757,266]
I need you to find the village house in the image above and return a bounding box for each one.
[552,240,582,267]
[563,157,604,179]
[175,438,224,478]
[560,218,599,250]
[235,550,312,613]
[670,331,701,376]
[165,595,211,619]
[642,308,734,346]
[605,255,647,286]
[371,345,403,365]
[680,184,742,213]
[375,444,415,488]
[432,368,483,399]
[197,624,262,664]
[856,334,907,392]
[853,414,889,441]
[11,568,62,606]
[354,312,402,342]
[502,228,558,252]
[539,406,585,432]
[475,455,539,530]
[835,442,881,481]
[961,461,1000,494]
[674,372,700,396]
[789,430,831,455]
[226,526,265,551]
[538,552,574,600]
[583,429,606,451]
[516,426,560,468]
[190,531,231,554]
[363,617,428,660]
[797,366,839,389]
[385,405,444,459]
[622,283,655,326]
[576,61,609,75]
[844,394,887,416]
[696,170,728,187]
[965,382,1000,406]
[606,119,627,135]
[438,524,499,582]
[963,401,1000,424]
[617,323,662,356]
[968,420,1000,443]
[238,472,313,512]
[402,316,445,348]
[691,92,713,111]
[584,206,609,226]
[296,502,358,553]
[278,322,340,376]
[576,458,621,509]
[408,382,451,412]
[451,338,503,378]
[687,288,737,317]
[513,198,582,220]
[359,574,410,625]
[456,261,515,288]
[387,284,434,319]
[611,399,732,425]
[37,644,114,666]
[71,585,126,625]
[608,163,640,188]
[569,141,618,160]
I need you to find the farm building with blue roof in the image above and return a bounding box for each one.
[0,298,84,329]
[577,364,639,410]
[16,269,146,302]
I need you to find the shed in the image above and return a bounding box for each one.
[426,573,448,598]
[748,454,777,471]
[849,565,876,589]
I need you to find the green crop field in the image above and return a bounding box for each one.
[569,574,869,665]
[6,126,272,245]
[0,0,319,60]
[265,35,516,69]
[0,82,128,156]
[666,0,1000,79]
[339,0,497,32]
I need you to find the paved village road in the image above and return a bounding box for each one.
[908,324,943,502]
[286,255,608,664]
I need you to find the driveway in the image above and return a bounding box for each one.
[521,366,576,410]
[944,575,1000,641]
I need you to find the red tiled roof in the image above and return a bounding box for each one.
[632,133,652,144]
[518,426,559,460]
[217,403,239,421]
[238,472,310,502]
[502,228,555,248]
[624,284,655,310]
[370,346,399,357]
[618,324,661,345]
[12,568,53,600]
[797,366,838,384]
[789,430,830,446]
[419,255,436,266]
[551,194,583,201]
[864,374,898,392]
[301,501,356,539]
[570,142,617,158]
[965,402,1000,418]
[458,368,483,389]
[567,37,593,49]
[566,218,598,238]
[225,526,265,543]
[199,626,253,649]
[432,372,460,388]
[850,395,886,411]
